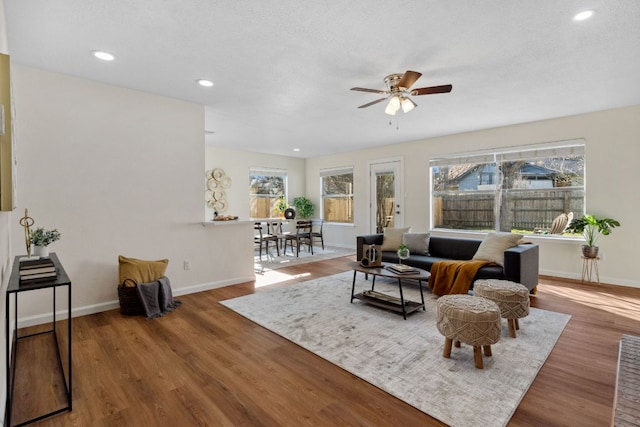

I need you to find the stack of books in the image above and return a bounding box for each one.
[385,264,418,274]
[19,257,57,283]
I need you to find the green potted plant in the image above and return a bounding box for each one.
[397,243,410,264]
[29,227,61,257]
[565,214,620,258]
[273,196,289,218]
[293,196,315,219]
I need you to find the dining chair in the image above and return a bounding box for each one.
[254,222,279,261]
[268,221,287,253]
[310,219,324,250]
[283,220,313,257]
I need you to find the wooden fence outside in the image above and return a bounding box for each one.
[433,187,584,231]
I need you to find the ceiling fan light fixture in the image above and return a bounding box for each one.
[400,97,416,113]
[385,95,400,115]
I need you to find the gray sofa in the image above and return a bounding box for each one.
[356,234,539,291]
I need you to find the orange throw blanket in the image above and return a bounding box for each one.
[428,260,492,296]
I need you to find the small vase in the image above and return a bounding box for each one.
[397,248,410,264]
[33,245,49,258]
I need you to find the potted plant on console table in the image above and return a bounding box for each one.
[29,227,61,258]
[565,214,620,259]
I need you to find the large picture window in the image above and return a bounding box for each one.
[249,168,287,219]
[430,141,585,234]
[321,167,354,223]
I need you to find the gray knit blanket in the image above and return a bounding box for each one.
[136,276,182,319]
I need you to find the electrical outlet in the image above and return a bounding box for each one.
[183,259,191,270]
[599,252,605,261]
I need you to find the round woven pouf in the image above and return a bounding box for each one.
[436,294,501,369]
[474,279,530,338]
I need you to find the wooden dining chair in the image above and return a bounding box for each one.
[310,219,324,250]
[254,222,279,261]
[283,220,313,257]
[268,221,287,252]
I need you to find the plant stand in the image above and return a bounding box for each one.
[581,256,600,285]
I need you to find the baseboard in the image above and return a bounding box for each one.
[172,275,255,296]
[539,269,640,288]
[16,274,256,328]
[325,243,356,250]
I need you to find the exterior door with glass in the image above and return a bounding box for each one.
[370,160,402,233]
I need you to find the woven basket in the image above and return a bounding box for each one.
[117,279,144,315]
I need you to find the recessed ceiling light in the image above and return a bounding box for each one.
[92,50,115,61]
[573,10,594,21]
[293,148,300,152]
[197,79,214,87]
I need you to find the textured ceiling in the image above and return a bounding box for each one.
[4,0,640,158]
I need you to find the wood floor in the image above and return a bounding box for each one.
[9,256,640,426]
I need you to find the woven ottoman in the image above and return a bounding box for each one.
[474,279,530,338]
[436,294,501,369]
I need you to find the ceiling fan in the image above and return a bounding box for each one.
[350,70,452,115]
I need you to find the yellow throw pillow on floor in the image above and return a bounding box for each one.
[118,255,169,286]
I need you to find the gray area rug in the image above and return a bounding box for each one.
[254,245,355,272]
[221,271,571,427]
[613,335,640,426]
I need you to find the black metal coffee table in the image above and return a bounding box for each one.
[349,261,430,319]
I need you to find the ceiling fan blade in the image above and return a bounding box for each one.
[397,70,422,90]
[357,98,387,108]
[351,87,388,94]
[411,84,453,96]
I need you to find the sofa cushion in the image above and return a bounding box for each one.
[381,227,411,251]
[473,264,506,280]
[402,232,430,255]
[428,237,482,260]
[401,255,449,271]
[472,232,523,267]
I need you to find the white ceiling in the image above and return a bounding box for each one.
[4,0,640,158]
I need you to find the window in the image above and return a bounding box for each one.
[430,140,585,234]
[321,167,354,223]
[249,168,287,219]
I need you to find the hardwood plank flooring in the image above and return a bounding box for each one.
[9,256,640,426]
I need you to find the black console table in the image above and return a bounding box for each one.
[4,253,72,426]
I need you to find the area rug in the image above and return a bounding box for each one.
[254,245,355,272]
[221,272,571,427]
[613,335,640,426]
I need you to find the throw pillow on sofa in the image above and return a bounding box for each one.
[402,232,430,255]
[472,232,522,267]
[380,227,411,251]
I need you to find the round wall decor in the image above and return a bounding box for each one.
[205,168,232,216]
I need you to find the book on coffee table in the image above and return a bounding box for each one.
[386,264,418,274]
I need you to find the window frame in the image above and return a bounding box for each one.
[249,167,288,219]
[320,166,354,224]
[429,140,585,236]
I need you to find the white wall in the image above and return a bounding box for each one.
[10,65,255,321]
[204,146,306,221]
[305,105,640,287]
[0,2,12,420]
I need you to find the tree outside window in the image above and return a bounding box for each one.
[249,168,287,219]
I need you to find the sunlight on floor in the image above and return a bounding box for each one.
[254,269,312,288]
[543,285,640,321]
